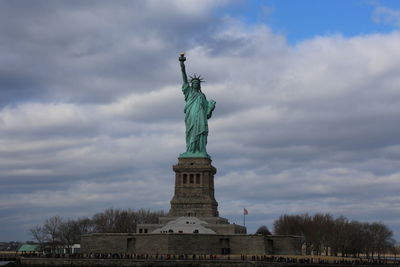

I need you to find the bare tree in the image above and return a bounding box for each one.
[54,217,95,253]
[114,209,138,233]
[274,214,305,235]
[309,213,334,255]
[75,217,95,236]
[58,220,77,252]
[256,225,271,235]
[330,216,349,256]
[273,213,396,257]
[92,208,118,233]
[135,208,165,225]
[92,208,166,233]
[368,222,395,260]
[43,216,63,253]
[344,221,367,257]
[274,214,311,253]
[29,225,47,252]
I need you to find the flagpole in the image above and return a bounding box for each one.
[243,208,249,226]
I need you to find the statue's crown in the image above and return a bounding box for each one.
[189,74,205,83]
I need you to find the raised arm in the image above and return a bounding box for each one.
[179,53,188,84]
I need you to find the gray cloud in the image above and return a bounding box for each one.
[1,1,400,242]
[0,0,223,105]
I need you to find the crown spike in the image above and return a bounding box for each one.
[190,73,205,83]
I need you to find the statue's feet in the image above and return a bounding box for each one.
[179,151,210,158]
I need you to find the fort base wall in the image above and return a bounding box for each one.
[81,233,301,256]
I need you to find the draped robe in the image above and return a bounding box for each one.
[181,82,215,158]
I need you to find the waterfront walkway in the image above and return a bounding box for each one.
[2,252,400,266]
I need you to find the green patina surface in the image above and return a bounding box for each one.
[179,53,215,159]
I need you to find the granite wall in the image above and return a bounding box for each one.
[81,233,301,255]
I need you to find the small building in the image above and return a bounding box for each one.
[18,244,40,253]
[54,244,81,254]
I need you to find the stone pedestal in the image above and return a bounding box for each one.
[81,156,303,256]
[169,157,219,217]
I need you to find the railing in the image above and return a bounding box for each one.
[2,252,400,265]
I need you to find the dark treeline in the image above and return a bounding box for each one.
[30,208,165,252]
[273,213,396,258]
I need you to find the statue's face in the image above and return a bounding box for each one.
[192,80,201,90]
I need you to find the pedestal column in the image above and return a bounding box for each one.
[169,157,219,217]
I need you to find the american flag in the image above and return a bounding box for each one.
[243,208,249,215]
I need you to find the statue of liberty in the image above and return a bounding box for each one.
[179,53,216,158]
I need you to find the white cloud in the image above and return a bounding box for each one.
[373,6,400,27]
[0,103,94,132]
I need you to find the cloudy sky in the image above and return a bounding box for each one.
[1,0,400,242]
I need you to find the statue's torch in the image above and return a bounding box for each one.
[179,52,186,62]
